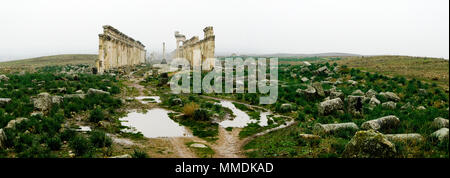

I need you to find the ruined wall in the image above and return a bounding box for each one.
[96,25,146,74]
[175,26,215,70]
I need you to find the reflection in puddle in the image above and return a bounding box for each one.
[135,96,161,104]
[217,100,271,128]
[120,108,191,138]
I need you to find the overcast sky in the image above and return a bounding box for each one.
[0,0,448,61]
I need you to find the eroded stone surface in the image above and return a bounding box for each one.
[343,130,397,158]
[361,115,400,131]
[318,98,344,115]
[314,122,359,135]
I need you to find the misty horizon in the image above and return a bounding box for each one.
[1,0,449,61]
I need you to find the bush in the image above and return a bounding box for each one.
[182,102,199,117]
[46,136,62,151]
[193,109,210,121]
[131,149,149,158]
[69,135,91,156]
[89,107,105,123]
[60,129,76,141]
[89,130,112,148]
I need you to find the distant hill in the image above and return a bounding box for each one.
[0,54,97,73]
[336,55,449,88]
[216,52,361,58]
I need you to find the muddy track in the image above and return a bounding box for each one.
[168,137,197,158]
[210,127,245,158]
[126,73,296,158]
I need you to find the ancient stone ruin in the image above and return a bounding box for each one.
[95,25,146,74]
[174,26,215,70]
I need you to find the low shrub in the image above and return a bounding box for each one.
[46,136,62,151]
[182,102,199,117]
[131,149,149,158]
[69,135,91,156]
[89,130,112,148]
[89,107,105,123]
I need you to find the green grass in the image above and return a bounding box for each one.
[0,54,97,74]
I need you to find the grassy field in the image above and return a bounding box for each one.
[335,56,449,88]
[0,54,97,73]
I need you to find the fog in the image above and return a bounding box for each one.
[0,0,448,61]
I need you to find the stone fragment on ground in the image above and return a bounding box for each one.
[342,130,397,158]
[314,122,359,135]
[432,117,449,129]
[87,88,110,95]
[431,128,449,142]
[379,92,400,102]
[299,134,321,140]
[384,133,424,143]
[318,98,344,115]
[361,115,400,131]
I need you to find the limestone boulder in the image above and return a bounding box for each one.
[297,85,316,98]
[382,101,397,110]
[280,103,293,112]
[347,95,364,116]
[303,61,311,66]
[0,98,11,106]
[379,92,400,102]
[5,117,28,129]
[351,90,364,96]
[416,106,426,110]
[365,89,377,98]
[33,93,52,112]
[369,97,381,107]
[87,88,110,95]
[51,95,63,105]
[342,130,397,158]
[64,94,86,99]
[361,115,400,131]
[431,128,449,142]
[0,74,9,82]
[300,67,310,73]
[330,91,344,100]
[0,129,6,148]
[170,98,183,106]
[301,77,309,83]
[314,122,359,135]
[318,98,344,115]
[312,82,325,97]
[347,80,358,86]
[384,134,424,144]
[315,66,330,75]
[432,117,449,129]
[400,102,413,110]
[299,134,321,140]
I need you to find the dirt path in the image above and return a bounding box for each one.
[168,137,197,158]
[210,127,246,158]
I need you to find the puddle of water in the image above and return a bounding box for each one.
[135,96,161,104]
[217,100,270,128]
[259,112,271,127]
[120,108,191,138]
